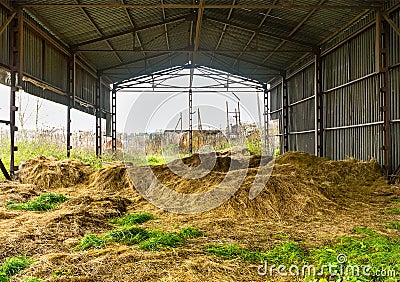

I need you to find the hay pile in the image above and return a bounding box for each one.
[13,152,387,220]
[17,156,94,189]
[1,151,399,282]
[128,151,385,219]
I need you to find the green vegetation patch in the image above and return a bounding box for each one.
[0,255,34,279]
[205,241,306,264]
[205,228,400,280]
[385,221,400,230]
[109,213,157,226]
[6,193,68,211]
[22,277,43,282]
[382,208,400,215]
[78,226,203,251]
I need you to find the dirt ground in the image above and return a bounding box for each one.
[0,152,399,281]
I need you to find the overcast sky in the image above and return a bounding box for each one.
[0,69,266,134]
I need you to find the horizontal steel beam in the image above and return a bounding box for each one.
[77,49,312,53]
[72,15,189,47]
[205,16,316,48]
[19,4,381,10]
[100,51,180,72]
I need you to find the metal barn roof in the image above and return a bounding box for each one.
[4,0,392,84]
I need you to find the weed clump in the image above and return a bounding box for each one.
[0,255,34,278]
[109,213,156,226]
[78,226,203,251]
[6,193,68,211]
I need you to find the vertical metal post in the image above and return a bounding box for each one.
[376,11,391,176]
[188,88,193,154]
[180,112,183,133]
[263,86,269,154]
[9,8,23,175]
[67,54,75,157]
[95,74,102,157]
[111,84,117,151]
[281,72,289,153]
[314,51,323,157]
[226,101,230,140]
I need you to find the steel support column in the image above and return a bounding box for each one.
[95,75,102,157]
[314,52,323,157]
[8,8,23,175]
[111,84,117,151]
[188,88,193,154]
[263,85,269,154]
[376,11,391,176]
[67,54,75,157]
[281,72,289,153]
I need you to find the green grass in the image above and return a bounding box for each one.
[0,255,34,278]
[205,241,306,264]
[309,228,400,279]
[78,234,107,250]
[105,227,151,244]
[146,156,165,166]
[385,221,400,230]
[6,193,68,211]
[138,230,184,251]
[382,208,400,215]
[109,213,157,226]
[53,269,71,276]
[0,272,7,282]
[178,227,204,239]
[78,226,203,251]
[205,228,400,280]
[22,277,43,282]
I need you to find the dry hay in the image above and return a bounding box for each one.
[131,151,385,220]
[1,151,399,282]
[17,156,94,189]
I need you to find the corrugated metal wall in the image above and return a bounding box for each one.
[0,6,10,67]
[0,5,110,117]
[287,65,315,154]
[268,7,399,172]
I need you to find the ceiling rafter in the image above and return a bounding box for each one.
[213,0,236,53]
[204,16,316,49]
[77,49,311,53]
[250,0,326,76]
[120,0,149,73]
[231,0,278,68]
[72,15,188,48]
[100,49,186,72]
[73,0,124,68]
[19,3,381,10]
[160,0,172,68]
[189,0,205,88]
[209,51,283,72]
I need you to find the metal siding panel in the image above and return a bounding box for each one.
[289,132,315,154]
[0,6,10,66]
[391,66,400,120]
[389,8,400,66]
[24,27,44,80]
[44,42,68,91]
[349,26,375,80]
[322,42,350,90]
